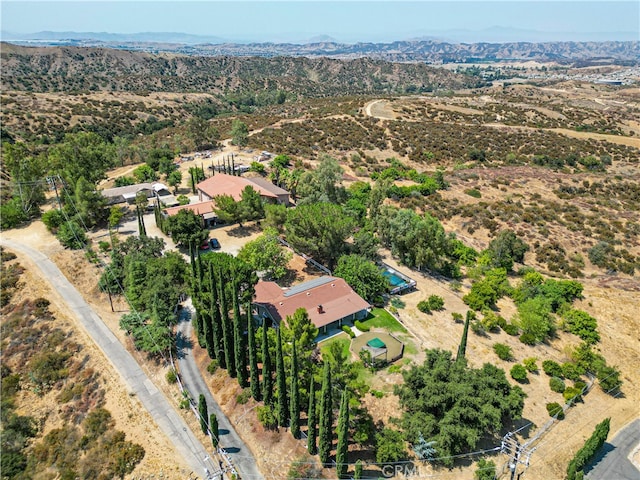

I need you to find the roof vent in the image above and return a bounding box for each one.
[307,292,311,295]
[317,305,324,314]
[331,283,335,287]
[279,302,283,306]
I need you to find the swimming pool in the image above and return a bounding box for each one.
[382,270,408,287]
[380,263,417,294]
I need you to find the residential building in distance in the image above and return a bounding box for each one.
[196,173,290,206]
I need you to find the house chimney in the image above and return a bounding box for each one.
[317,305,324,314]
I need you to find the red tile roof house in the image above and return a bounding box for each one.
[162,201,218,228]
[196,173,290,206]
[253,276,371,335]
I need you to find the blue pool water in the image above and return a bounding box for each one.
[382,270,407,287]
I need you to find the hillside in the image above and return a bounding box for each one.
[0,43,476,95]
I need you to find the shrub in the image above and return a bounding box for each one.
[549,377,566,393]
[452,312,464,323]
[510,364,528,382]
[574,380,587,392]
[236,388,251,405]
[563,386,583,403]
[388,365,401,374]
[257,405,278,430]
[465,188,482,198]
[57,220,87,249]
[176,194,190,205]
[342,325,355,338]
[390,297,405,309]
[546,402,565,419]
[523,357,538,373]
[166,369,177,384]
[562,362,583,381]
[493,343,513,361]
[427,295,445,311]
[354,320,370,332]
[503,323,520,336]
[371,390,385,399]
[207,360,219,374]
[474,458,496,480]
[481,310,503,332]
[42,209,64,232]
[417,300,431,313]
[98,240,111,253]
[471,320,486,336]
[542,360,563,377]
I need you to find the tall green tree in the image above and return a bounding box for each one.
[336,388,350,478]
[333,254,389,302]
[307,377,317,455]
[233,273,248,387]
[240,185,265,222]
[296,153,346,204]
[202,263,218,360]
[198,394,208,434]
[275,326,288,428]
[262,322,274,406]
[285,202,356,269]
[231,120,249,147]
[485,229,529,271]
[289,339,300,439]
[238,228,292,280]
[48,132,115,185]
[166,209,207,247]
[74,176,107,227]
[354,460,363,480]
[210,413,219,449]
[213,194,242,225]
[457,311,471,362]
[217,266,235,375]
[318,361,333,465]
[247,307,260,401]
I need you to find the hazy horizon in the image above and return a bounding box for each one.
[1,1,638,44]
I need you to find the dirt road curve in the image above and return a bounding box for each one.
[0,239,216,479]
[364,99,395,120]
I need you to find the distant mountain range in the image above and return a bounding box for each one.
[1,30,638,64]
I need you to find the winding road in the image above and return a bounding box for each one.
[176,303,263,480]
[0,239,216,479]
[586,419,640,480]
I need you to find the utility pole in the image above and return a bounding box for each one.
[500,431,534,479]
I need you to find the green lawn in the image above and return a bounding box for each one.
[359,308,407,333]
[319,333,351,361]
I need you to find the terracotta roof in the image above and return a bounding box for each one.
[245,177,290,196]
[196,173,279,201]
[254,276,370,329]
[163,201,214,217]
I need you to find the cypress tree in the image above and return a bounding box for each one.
[232,274,248,387]
[209,263,224,366]
[457,310,471,362]
[217,266,235,375]
[336,388,349,478]
[318,361,333,465]
[189,241,196,278]
[354,460,363,480]
[210,413,219,449]
[307,377,317,455]
[198,394,208,434]
[248,306,260,401]
[261,322,273,405]
[275,325,288,428]
[201,264,216,359]
[289,339,300,439]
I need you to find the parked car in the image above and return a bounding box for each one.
[199,241,211,251]
[209,238,221,250]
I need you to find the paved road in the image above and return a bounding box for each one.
[0,239,216,479]
[586,419,640,480]
[176,303,263,480]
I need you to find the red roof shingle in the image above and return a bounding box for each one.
[254,276,370,329]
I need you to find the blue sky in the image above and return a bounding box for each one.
[1,1,638,43]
